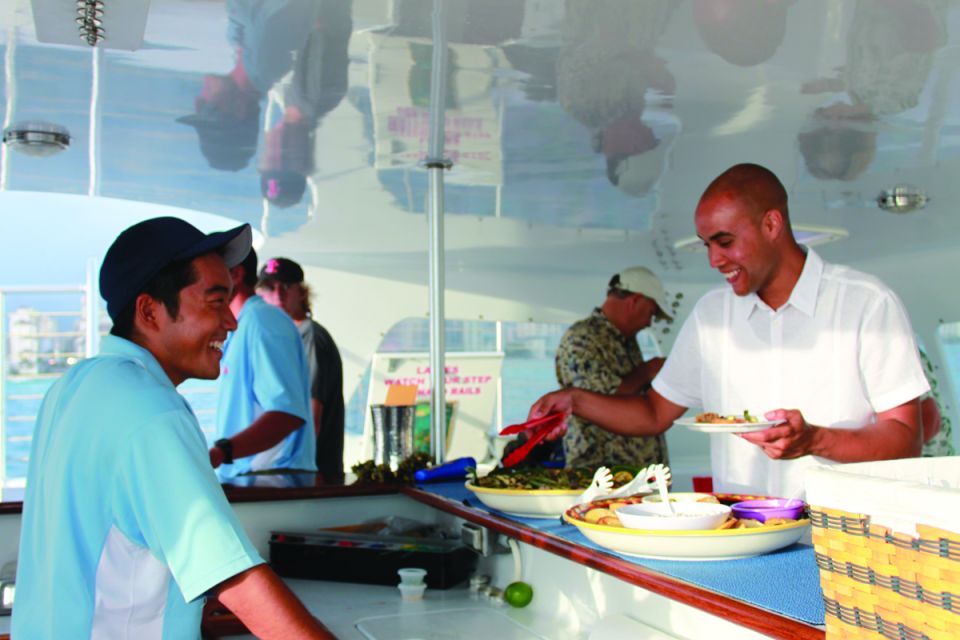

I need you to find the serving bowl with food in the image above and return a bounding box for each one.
[465,466,650,518]
[564,494,810,560]
[616,502,732,531]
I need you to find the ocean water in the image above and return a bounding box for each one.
[4,377,220,481]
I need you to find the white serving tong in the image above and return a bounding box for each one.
[577,467,614,504]
[577,463,673,504]
[606,463,672,499]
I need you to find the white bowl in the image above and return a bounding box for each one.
[465,482,584,518]
[616,501,731,531]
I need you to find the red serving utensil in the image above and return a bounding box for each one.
[499,412,565,436]
[501,414,565,468]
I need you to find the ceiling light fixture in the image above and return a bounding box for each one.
[877,185,928,214]
[2,122,71,157]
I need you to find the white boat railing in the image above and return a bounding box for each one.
[0,284,91,489]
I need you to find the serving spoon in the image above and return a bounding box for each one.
[656,473,676,515]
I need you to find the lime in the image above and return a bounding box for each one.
[503,581,534,608]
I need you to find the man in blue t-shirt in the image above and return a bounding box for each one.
[12,217,331,639]
[211,248,314,478]
[257,257,346,484]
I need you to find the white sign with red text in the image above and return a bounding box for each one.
[364,351,504,461]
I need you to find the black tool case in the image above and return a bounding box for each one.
[269,530,477,589]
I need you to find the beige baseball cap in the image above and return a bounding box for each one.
[609,266,672,319]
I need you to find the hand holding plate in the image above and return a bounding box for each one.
[739,409,817,459]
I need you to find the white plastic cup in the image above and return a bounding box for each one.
[398,582,427,601]
[397,567,427,586]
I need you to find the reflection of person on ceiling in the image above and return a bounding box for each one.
[258,0,352,209]
[797,0,948,180]
[556,0,678,198]
[693,0,793,68]
[178,0,326,172]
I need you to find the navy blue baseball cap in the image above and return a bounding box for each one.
[100,216,252,322]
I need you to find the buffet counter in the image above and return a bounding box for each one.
[0,477,827,639]
[402,482,825,640]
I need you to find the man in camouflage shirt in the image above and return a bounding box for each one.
[919,345,954,456]
[557,267,671,468]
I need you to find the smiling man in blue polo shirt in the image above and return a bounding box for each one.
[12,217,331,639]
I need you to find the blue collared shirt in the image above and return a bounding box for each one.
[215,296,314,478]
[13,335,262,640]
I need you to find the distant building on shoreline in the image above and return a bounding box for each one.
[7,306,85,375]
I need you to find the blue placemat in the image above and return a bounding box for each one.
[418,481,825,626]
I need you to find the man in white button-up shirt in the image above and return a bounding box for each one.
[531,163,928,497]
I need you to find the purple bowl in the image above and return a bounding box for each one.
[730,498,805,522]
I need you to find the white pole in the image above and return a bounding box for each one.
[495,321,503,432]
[88,45,101,197]
[85,258,100,357]
[426,0,451,464]
[1,27,17,192]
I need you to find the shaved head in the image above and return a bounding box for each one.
[695,163,806,306]
[700,163,789,225]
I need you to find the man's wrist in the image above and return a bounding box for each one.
[569,387,583,413]
[806,425,828,458]
[214,438,234,464]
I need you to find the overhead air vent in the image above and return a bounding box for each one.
[877,185,927,214]
[3,122,71,157]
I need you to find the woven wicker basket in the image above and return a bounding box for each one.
[809,506,960,639]
[806,458,960,640]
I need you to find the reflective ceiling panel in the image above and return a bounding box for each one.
[0,0,958,303]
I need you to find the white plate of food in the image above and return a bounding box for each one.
[674,411,784,434]
[465,467,651,518]
[564,495,809,561]
[466,483,586,518]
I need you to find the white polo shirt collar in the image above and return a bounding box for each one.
[735,247,823,320]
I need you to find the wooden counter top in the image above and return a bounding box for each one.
[0,475,400,514]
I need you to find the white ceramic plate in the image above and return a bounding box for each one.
[465,482,584,518]
[674,418,784,433]
[565,499,809,560]
[465,482,653,518]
